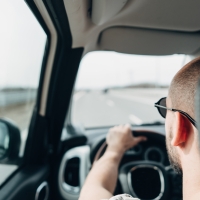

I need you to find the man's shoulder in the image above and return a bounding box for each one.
[108,194,140,200]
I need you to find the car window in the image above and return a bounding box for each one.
[0,0,46,184]
[71,51,192,129]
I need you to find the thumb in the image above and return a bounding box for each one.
[133,136,147,145]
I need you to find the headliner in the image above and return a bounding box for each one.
[63,0,200,56]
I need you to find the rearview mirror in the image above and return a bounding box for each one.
[0,118,21,162]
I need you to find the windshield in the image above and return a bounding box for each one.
[71,52,191,128]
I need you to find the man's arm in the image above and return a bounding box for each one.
[79,124,147,200]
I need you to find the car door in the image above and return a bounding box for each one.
[0,0,50,199]
[0,0,84,199]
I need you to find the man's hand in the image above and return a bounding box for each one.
[106,124,147,154]
[79,124,147,200]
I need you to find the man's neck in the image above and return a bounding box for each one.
[182,157,200,200]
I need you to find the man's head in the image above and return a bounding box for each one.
[166,57,200,173]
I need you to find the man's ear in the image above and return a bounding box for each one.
[171,112,192,146]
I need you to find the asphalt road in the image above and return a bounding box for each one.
[0,88,168,157]
[72,88,168,128]
[0,88,169,185]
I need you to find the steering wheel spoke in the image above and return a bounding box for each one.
[119,161,169,200]
[90,130,182,200]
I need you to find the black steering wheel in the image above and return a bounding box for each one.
[90,130,182,200]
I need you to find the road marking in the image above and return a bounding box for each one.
[73,91,85,101]
[106,100,115,107]
[129,114,142,125]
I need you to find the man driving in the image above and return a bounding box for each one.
[79,57,200,200]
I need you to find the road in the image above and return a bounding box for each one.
[72,88,168,128]
[0,88,168,155]
[0,88,168,130]
[0,88,169,185]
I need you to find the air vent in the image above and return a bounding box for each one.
[59,146,90,200]
[64,157,80,187]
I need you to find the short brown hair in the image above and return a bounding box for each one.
[169,57,200,119]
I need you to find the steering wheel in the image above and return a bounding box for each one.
[90,130,178,200]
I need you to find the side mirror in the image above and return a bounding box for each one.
[0,118,21,162]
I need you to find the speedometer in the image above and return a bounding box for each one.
[144,147,165,164]
[126,144,143,156]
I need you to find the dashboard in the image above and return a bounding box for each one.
[123,139,170,167]
[58,125,182,200]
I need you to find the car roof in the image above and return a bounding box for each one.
[64,0,200,56]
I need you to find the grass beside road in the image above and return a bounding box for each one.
[0,102,35,131]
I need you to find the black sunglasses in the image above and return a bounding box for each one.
[154,97,196,128]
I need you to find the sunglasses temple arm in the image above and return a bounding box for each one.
[176,110,197,128]
[154,104,173,111]
[155,104,197,128]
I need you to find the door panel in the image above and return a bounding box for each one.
[0,0,83,199]
[0,165,49,200]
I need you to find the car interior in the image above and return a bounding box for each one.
[0,0,200,200]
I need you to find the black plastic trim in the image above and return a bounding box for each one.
[0,165,49,200]
[25,0,50,112]
[23,0,51,165]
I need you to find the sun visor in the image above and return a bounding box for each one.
[92,0,128,25]
[99,27,200,55]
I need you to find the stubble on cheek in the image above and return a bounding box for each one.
[166,128,182,174]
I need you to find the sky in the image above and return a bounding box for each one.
[75,52,191,89]
[0,0,46,89]
[0,0,192,90]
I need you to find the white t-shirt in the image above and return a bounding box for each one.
[107,194,140,200]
